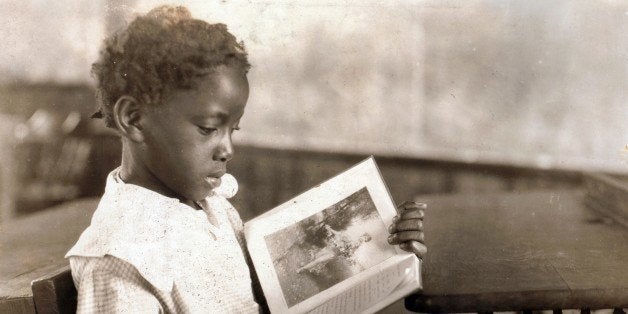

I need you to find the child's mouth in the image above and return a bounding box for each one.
[204,176,222,189]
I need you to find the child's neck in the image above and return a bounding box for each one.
[119,142,209,214]
[119,143,178,200]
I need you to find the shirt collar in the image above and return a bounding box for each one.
[106,168,239,201]
[66,167,239,292]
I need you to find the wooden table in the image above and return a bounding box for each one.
[3,190,627,313]
[405,189,628,312]
[0,198,98,314]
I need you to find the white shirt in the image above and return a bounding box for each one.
[66,168,260,313]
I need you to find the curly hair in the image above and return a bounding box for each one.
[91,5,251,127]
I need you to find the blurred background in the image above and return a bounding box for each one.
[0,0,627,222]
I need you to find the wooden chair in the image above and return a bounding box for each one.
[31,265,77,314]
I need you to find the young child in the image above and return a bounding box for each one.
[66,5,426,313]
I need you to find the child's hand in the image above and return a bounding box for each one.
[387,201,427,259]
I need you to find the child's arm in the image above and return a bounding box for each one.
[225,206,270,313]
[70,256,167,313]
[387,201,427,259]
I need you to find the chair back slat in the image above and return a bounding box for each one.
[31,265,77,314]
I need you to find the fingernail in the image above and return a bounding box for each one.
[387,235,394,243]
[388,225,394,233]
[392,215,399,223]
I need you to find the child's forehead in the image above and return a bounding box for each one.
[173,65,247,93]
[163,68,248,119]
[203,65,249,92]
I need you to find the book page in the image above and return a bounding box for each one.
[244,157,422,313]
[263,186,396,308]
[308,254,420,314]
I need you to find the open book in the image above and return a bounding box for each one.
[244,157,422,313]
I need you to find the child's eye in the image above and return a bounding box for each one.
[231,126,241,134]
[198,126,217,135]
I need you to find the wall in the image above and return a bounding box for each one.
[1,1,626,178]
[134,0,627,172]
[0,1,103,84]
[418,1,628,171]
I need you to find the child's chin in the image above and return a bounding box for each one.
[185,189,212,202]
[196,191,213,201]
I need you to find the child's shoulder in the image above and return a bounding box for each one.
[67,169,242,258]
[68,169,188,257]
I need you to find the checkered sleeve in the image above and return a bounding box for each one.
[224,206,269,314]
[69,255,167,313]
[224,206,246,252]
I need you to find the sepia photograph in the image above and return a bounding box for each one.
[1,1,626,313]
[264,187,396,307]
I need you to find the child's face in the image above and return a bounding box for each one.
[137,65,248,205]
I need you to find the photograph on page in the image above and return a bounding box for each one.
[265,186,397,306]
[244,157,421,313]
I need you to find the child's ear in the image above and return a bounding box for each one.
[113,96,144,142]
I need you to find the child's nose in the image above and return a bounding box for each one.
[213,135,234,162]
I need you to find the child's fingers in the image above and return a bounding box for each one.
[397,201,427,212]
[398,208,425,220]
[388,219,423,233]
[388,230,425,244]
[400,241,427,258]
